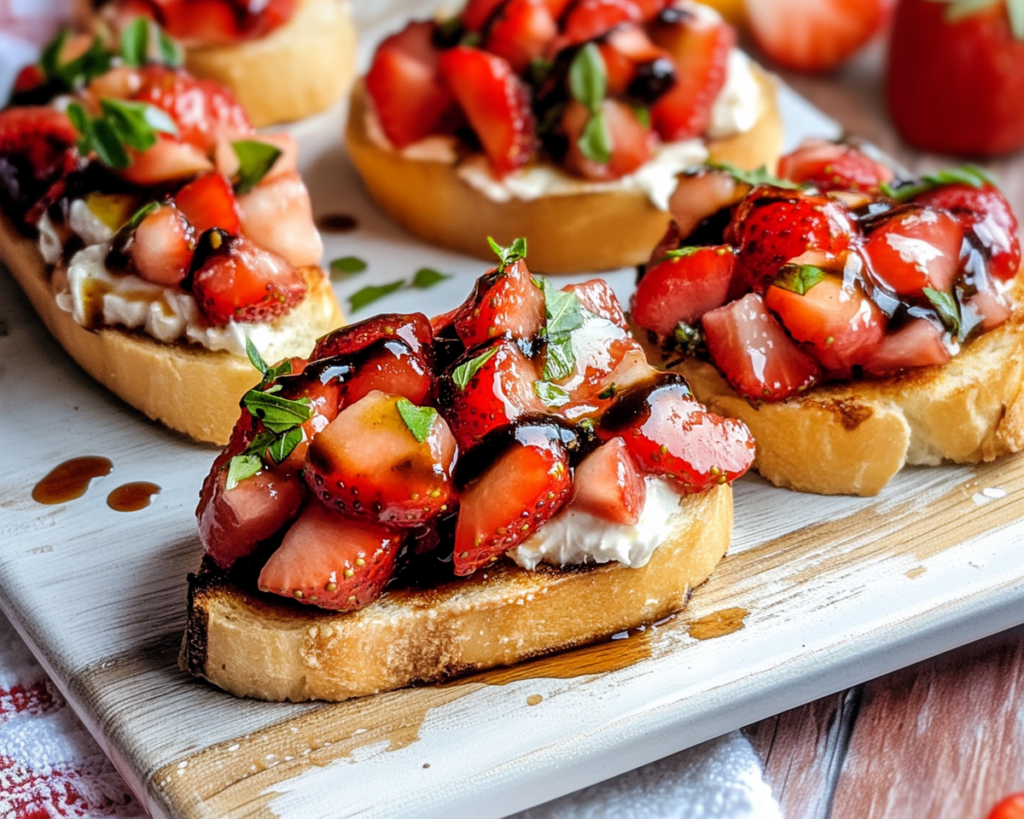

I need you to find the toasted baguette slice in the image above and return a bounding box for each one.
[181,0,356,127]
[0,214,345,445]
[633,300,1024,496]
[345,68,782,274]
[181,483,732,702]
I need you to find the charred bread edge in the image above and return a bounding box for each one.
[345,67,783,274]
[181,482,733,702]
[632,288,1024,496]
[0,212,345,445]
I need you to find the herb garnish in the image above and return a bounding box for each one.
[452,347,499,390]
[231,140,283,194]
[120,17,184,68]
[38,31,112,92]
[708,161,802,190]
[488,236,528,272]
[569,43,612,164]
[348,280,405,312]
[539,277,584,381]
[773,264,827,295]
[923,287,963,339]
[881,165,997,201]
[412,267,452,288]
[396,398,439,443]
[67,98,178,170]
[533,380,571,408]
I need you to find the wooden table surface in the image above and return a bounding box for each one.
[739,40,1024,819]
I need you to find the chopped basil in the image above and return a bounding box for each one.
[655,245,704,265]
[633,104,651,130]
[598,383,616,400]
[773,264,827,296]
[533,380,571,408]
[412,267,452,288]
[569,43,606,113]
[543,335,575,381]
[120,18,150,67]
[110,200,160,243]
[578,109,612,164]
[157,25,184,67]
[923,287,962,338]
[396,398,438,443]
[267,427,304,465]
[708,161,802,190]
[882,164,998,202]
[245,336,269,375]
[243,391,314,434]
[673,321,705,355]
[330,256,368,276]
[225,454,262,491]
[38,31,112,92]
[452,346,499,390]
[232,140,283,194]
[542,278,584,338]
[348,280,405,312]
[69,98,178,170]
[487,236,528,271]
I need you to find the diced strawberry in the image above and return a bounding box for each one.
[366,21,456,149]
[454,258,546,347]
[305,391,457,527]
[462,0,508,31]
[116,137,214,186]
[597,377,755,490]
[728,189,856,295]
[13,64,45,96]
[764,271,886,376]
[649,10,734,141]
[569,437,646,525]
[485,0,559,75]
[562,279,628,330]
[544,0,575,18]
[174,172,241,234]
[963,285,1012,334]
[453,424,571,575]
[667,168,746,239]
[0,107,78,216]
[914,183,1022,282]
[436,338,544,450]
[128,203,196,287]
[557,311,647,401]
[560,0,643,46]
[863,207,963,297]
[163,0,242,45]
[439,46,536,177]
[598,25,676,99]
[777,140,894,193]
[268,368,345,472]
[339,337,434,407]
[632,245,736,336]
[312,313,433,362]
[561,99,655,181]
[189,230,307,324]
[214,133,297,183]
[258,502,402,611]
[861,318,952,378]
[703,293,822,401]
[238,170,322,268]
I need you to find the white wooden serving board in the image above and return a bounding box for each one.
[2,3,1024,818]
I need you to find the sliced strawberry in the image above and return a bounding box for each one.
[258,502,402,611]
[863,207,963,297]
[312,313,433,362]
[116,137,214,187]
[173,172,241,235]
[486,0,559,75]
[128,203,196,287]
[861,318,952,378]
[562,99,655,181]
[462,0,508,31]
[436,338,544,450]
[777,140,894,193]
[569,437,646,525]
[632,245,736,336]
[667,168,746,240]
[453,258,546,347]
[268,368,344,472]
[598,25,676,100]
[238,170,322,268]
[562,278,628,330]
[649,9,734,141]
[439,46,536,177]
[964,286,1012,334]
[305,391,457,527]
[453,424,571,575]
[339,337,434,407]
[366,21,456,149]
[162,0,242,45]
[556,308,649,401]
[597,377,755,490]
[915,183,1022,282]
[560,0,642,46]
[765,271,886,376]
[189,230,307,324]
[703,293,822,401]
[0,107,78,217]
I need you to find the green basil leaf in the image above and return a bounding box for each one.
[231,139,283,194]
[542,278,584,338]
[38,31,113,92]
[597,382,616,400]
[348,280,405,312]
[578,109,612,165]
[543,335,575,382]
[487,236,528,271]
[655,245,705,265]
[98,98,178,155]
[120,17,149,67]
[773,264,827,296]
[396,398,438,443]
[39,30,68,80]
[111,200,160,242]
[267,427,304,465]
[632,104,651,130]
[569,42,606,113]
[226,453,262,490]
[412,267,452,289]
[884,164,998,201]
[157,25,184,67]
[452,346,499,390]
[245,336,269,376]
[330,256,368,276]
[673,320,705,355]
[89,118,133,170]
[533,380,571,408]
[243,391,313,433]
[923,287,961,338]
[708,161,802,190]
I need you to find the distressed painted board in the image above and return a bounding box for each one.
[1,4,1024,819]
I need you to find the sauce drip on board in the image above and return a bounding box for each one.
[688,607,749,641]
[32,457,113,504]
[316,213,359,232]
[107,482,161,512]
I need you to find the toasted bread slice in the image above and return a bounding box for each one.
[0,214,345,445]
[181,483,732,702]
[345,67,782,274]
[633,298,1024,496]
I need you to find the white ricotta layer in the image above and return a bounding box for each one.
[509,477,685,571]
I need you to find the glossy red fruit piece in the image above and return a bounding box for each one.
[305,391,457,527]
[560,0,642,46]
[598,26,664,96]
[861,318,952,378]
[562,99,654,181]
[563,278,628,330]
[269,368,345,472]
[569,437,646,525]
[312,313,433,362]
[863,207,963,297]
[649,9,734,141]
[189,231,307,324]
[557,311,648,401]
[0,107,78,212]
[341,337,434,406]
[887,0,1024,156]
[777,140,894,193]
[439,46,536,177]
[454,258,546,347]
[915,183,1022,282]
[258,502,402,611]
[632,245,736,336]
[238,170,322,268]
[462,0,507,31]
[598,378,755,490]
[366,21,456,148]
[174,172,241,235]
[485,0,559,75]
[437,337,544,450]
[986,793,1024,819]
[160,0,241,45]
[453,425,571,576]
[764,272,886,376]
[129,203,196,287]
[667,168,746,238]
[747,0,891,72]
[963,285,1012,333]
[703,292,821,401]
[115,137,214,187]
